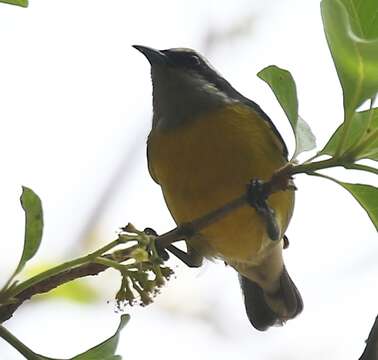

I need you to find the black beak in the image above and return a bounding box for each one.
[132,45,167,65]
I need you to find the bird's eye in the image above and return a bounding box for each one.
[187,54,201,66]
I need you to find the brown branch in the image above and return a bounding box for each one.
[0,249,133,324]
[359,316,378,360]
[0,163,294,324]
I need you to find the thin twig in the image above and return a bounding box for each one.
[0,249,134,323]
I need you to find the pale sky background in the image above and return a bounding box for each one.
[0,0,377,359]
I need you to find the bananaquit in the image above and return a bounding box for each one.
[134,45,303,331]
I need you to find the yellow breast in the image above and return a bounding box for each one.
[147,104,294,262]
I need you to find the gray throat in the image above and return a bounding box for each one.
[151,69,234,131]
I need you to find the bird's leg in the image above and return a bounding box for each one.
[246,179,280,241]
[165,244,203,268]
[144,227,170,260]
[144,227,202,268]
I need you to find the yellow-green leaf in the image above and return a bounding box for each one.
[320,107,378,161]
[15,187,43,276]
[71,315,129,360]
[340,0,378,39]
[339,182,378,231]
[0,316,129,360]
[0,0,28,7]
[257,65,316,159]
[321,0,378,120]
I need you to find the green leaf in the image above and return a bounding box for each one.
[0,316,129,360]
[14,187,43,276]
[339,182,378,232]
[315,174,378,231]
[0,0,28,7]
[258,65,298,127]
[320,107,378,160]
[257,65,316,158]
[340,0,378,39]
[321,0,378,118]
[71,314,129,360]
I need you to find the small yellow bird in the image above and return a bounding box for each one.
[134,45,302,330]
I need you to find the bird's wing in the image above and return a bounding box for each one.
[146,137,160,184]
[239,96,289,159]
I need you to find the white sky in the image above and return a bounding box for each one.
[0,0,377,359]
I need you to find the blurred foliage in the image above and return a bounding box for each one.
[47,280,99,304]
[25,263,99,304]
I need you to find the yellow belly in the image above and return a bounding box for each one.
[147,104,294,262]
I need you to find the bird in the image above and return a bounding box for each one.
[133,45,303,331]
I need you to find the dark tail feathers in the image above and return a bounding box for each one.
[240,266,303,331]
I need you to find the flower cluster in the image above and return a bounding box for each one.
[114,224,174,308]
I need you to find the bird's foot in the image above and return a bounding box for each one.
[144,227,170,261]
[246,179,280,241]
